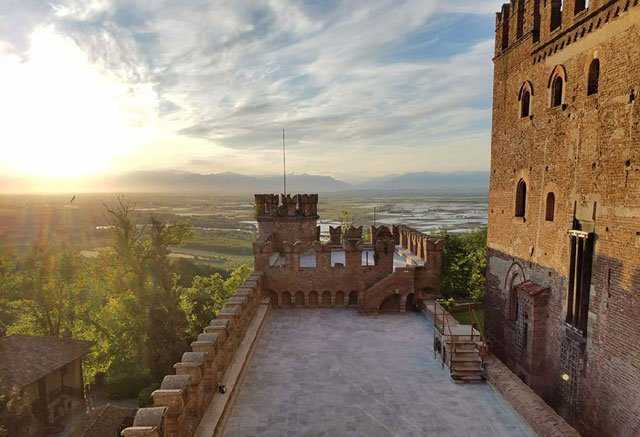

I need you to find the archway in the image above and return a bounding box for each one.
[379,294,402,313]
[295,291,305,306]
[335,291,345,306]
[268,290,278,307]
[348,291,359,306]
[309,291,319,306]
[406,293,417,312]
[321,291,332,306]
[281,291,292,306]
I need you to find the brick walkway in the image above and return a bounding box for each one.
[222,309,534,436]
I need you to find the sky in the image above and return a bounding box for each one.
[0,0,499,187]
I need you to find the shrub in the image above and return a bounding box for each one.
[106,363,152,400]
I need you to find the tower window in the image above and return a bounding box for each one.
[545,192,556,221]
[515,179,527,218]
[552,76,564,107]
[587,59,600,96]
[521,90,531,118]
[566,231,594,335]
[516,0,525,38]
[551,0,563,31]
[575,0,589,14]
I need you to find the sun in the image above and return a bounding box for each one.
[0,27,157,179]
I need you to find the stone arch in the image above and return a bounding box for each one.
[504,262,526,321]
[281,291,292,306]
[335,291,345,306]
[308,290,319,306]
[379,294,402,313]
[321,290,332,306]
[268,290,278,307]
[295,291,305,306]
[348,291,359,306]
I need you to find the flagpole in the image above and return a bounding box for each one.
[283,128,287,195]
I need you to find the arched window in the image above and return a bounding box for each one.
[521,90,531,117]
[545,192,556,221]
[509,286,520,321]
[587,59,600,96]
[575,0,589,14]
[552,76,564,107]
[551,0,563,31]
[515,179,527,218]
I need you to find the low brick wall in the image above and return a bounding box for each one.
[484,355,581,437]
[121,272,265,437]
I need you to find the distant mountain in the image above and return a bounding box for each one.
[102,171,352,193]
[358,171,489,193]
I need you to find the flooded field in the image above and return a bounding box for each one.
[0,192,487,269]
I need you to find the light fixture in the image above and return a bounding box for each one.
[561,373,570,382]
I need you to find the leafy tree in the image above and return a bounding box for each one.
[180,265,251,339]
[439,228,487,301]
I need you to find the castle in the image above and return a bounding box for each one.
[253,194,443,313]
[487,0,640,435]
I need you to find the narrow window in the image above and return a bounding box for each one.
[587,59,600,96]
[566,231,594,334]
[551,0,563,31]
[515,179,527,218]
[575,0,588,14]
[552,76,564,107]
[516,0,525,38]
[521,90,531,118]
[501,4,510,50]
[545,192,556,221]
[361,250,376,266]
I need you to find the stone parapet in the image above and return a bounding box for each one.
[121,272,264,437]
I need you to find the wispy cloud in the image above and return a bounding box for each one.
[0,0,497,181]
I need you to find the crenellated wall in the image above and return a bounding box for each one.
[121,273,265,437]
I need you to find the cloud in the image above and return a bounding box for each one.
[0,0,497,181]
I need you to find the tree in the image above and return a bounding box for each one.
[440,228,487,301]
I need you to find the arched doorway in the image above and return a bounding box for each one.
[335,291,345,306]
[406,293,417,312]
[281,292,292,306]
[309,291,319,306]
[348,291,359,306]
[295,291,305,306]
[379,294,401,313]
[268,290,278,307]
[321,291,332,306]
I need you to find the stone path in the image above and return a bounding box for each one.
[222,309,535,437]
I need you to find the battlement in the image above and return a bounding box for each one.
[494,0,640,60]
[254,193,318,219]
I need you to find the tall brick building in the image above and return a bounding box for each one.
[486,1,640,435]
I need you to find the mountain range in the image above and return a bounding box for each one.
[1,170,489,193]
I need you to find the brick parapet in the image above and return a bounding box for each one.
[121,272,264,437]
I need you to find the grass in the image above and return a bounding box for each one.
[451,307,485,336]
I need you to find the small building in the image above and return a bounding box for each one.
[0,335,92,435]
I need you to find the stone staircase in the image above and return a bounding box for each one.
[447,334,484,383]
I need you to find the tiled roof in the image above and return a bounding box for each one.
[71,404,136,437]
[0,335,92,389]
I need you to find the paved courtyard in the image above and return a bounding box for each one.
[223,309,534,437]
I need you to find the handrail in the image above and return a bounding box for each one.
[434,300,455,371]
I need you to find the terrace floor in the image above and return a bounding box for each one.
[222,309,534,437]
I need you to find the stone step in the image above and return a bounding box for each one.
[452,355,482,363]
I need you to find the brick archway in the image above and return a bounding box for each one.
[348,291,359,306]
[321,291,332,306]
[281,291,292,306]
[295,291,305,306]
[268,290,278,306]
[309,291,319,306]
[379,294,401,313]
[335,291,345,306]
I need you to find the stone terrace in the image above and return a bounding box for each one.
[222,309,534,437]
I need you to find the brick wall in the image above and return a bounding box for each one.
[488,1,640,435]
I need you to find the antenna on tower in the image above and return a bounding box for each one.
[282,128,287,196]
